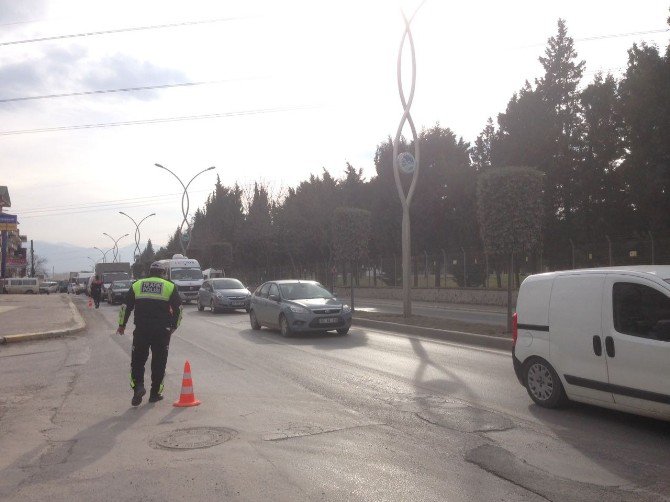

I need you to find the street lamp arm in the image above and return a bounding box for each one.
[155,163,187,192]
[138,213,156,227]
[119,211,138,228]
[156,163,214,255]
[120,212,155,261]
[182,167,215,229]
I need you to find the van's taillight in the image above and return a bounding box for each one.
[512,312,518,347]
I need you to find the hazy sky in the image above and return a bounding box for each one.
[1,0,669,269]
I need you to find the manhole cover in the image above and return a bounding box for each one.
[151,427,235,450]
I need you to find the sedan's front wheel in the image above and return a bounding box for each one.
[336,328,349,336]
[250,310,261,330]
[197,300,204,312]
[279,314,292,338]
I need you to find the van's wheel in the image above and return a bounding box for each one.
[279,314,292,337]
[250,310,261,330]
[524,357,567,408]
[25,290,33,294]
[197,301,204,312]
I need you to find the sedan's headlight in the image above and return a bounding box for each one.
[342,304,352,313]
[289,305,309,314]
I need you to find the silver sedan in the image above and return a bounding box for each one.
[249,280,352,336]
[197,278,251,313]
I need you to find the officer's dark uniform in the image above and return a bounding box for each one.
[91,278,103,308]
[118,273,182,404]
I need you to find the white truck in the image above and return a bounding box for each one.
[154,254,203,303]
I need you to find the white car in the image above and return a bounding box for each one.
[513,266,670,421]
[39,281,59,294]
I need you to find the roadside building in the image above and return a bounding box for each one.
[0,186,28,279]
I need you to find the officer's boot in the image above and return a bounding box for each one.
[149,383,164,403]
[131,385,146,406]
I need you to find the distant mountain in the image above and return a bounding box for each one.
[32,241,163,275]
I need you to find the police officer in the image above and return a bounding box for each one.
[116,262,182,406]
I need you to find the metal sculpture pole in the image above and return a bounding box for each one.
[155,163,215,255]
[102,232,129,263]
[393,4,423,318]
[119,212,156,261]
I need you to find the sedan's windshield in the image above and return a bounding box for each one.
[171,268,203,281]
[113,281,133,289]
[279,282,333,300]
[212,279,244,290]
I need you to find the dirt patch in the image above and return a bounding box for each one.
[354,311,508,337]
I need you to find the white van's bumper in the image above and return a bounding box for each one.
[512,347,524,385]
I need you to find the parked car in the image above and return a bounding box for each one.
[197,278,251,313]
[249,280,352,336]
[39,281,59,294]
[513,265,670,421]
[57,280,69,293]
[3,277,40,294]
[107,279,134,305]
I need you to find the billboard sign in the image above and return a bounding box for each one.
[0,213,18,231]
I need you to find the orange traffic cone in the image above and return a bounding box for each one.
[88,298,93,308]
[173,360,201,407]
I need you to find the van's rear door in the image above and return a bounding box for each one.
[550,274,613,403]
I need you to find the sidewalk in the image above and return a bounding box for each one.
[0,294,85,344]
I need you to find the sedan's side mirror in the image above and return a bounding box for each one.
[269,294,280,302]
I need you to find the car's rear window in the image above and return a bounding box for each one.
[212,279,244,290]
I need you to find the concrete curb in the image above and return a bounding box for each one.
[0,297,86,345]
[352,317,512,351]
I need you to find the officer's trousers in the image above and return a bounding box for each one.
[131,327,172,393]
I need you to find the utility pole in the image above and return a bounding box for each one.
[30,239,35,277]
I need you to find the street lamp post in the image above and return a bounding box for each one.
[119,212,156,261]
[392,3,424,318]
[102,233,129,263]
[93,246,111,263]
[155,163,215,255]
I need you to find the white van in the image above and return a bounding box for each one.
[2,277,40,294]
[513,266,670,420]
[154,254,203,303]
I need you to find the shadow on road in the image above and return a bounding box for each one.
[527,401,670,493]
[1,405,152,497]
[236,327,369,351]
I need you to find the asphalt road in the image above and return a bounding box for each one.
[0,298,668,501]
[354,299,508,326]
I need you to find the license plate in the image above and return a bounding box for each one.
[232,301,244,307]
[318,317,339,324]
